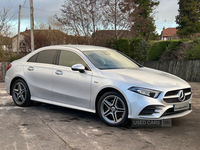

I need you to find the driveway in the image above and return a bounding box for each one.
[0,82,200,150]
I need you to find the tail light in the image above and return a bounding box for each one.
[6,64,12,72]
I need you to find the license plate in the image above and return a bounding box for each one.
[174,102,189,111]
[131,119,172,128]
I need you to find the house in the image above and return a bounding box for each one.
[161,27,178,41]
[91,30,132,45]
[12,27,88,53]
[92,30,132,39]
[12,27,68,53]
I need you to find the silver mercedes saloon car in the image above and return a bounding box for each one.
[5,45,192,126]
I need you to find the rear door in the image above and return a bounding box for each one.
[52,50,92,108]
[24,50,58,101]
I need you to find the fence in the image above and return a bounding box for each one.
[0,62,10,82]
[139,60,200,82]
[0,61,200,82]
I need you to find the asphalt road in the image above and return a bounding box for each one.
[0,82,200,150]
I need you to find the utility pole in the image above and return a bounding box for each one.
[17,5,21,56]
[30,0,34,51]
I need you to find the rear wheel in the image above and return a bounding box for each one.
[97,91,128,127]
[12,79,32,107]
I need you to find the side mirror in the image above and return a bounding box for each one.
[71,64,85,73]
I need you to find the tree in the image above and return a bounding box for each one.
[176,0,200,37]
[0,7,13,60]
[0,8,13,46]
[34,21,48,30]
[122,0,159,40]
[48,16,67,34]
[56,0,102,39]
[102,0,131,39]
[24,33,51,50]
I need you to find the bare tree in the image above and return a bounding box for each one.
[0,7,13,53]
[0,8,13,37]
[102,0,131,39]
[47,16,67,34]
[34,21,48,30]
[56,0,102,39]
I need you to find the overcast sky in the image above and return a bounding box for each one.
[0,0,179,36]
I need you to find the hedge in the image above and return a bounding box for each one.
[117,39,130,56]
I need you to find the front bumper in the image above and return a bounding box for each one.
[124,90,192,120]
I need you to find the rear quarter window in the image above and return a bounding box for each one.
[27,50,57,64]
[27,53,38,62]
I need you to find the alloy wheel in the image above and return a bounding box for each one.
[100,95,126,125]
[13,82,27,105]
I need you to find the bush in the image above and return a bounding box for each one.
[129,38,143,58]
[148,41,171,61]
[136,40,151,61]
[9,54,18,62]
[117,39,130,56]
[0,47,5,61]
[166,41,182,53]
[129,38,150,61]
[130,38,143,52]
[104,38,130,57]
[185,39,200,60]
[104,38,117,49]
[0,49,4,58]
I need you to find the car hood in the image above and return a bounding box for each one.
[101,67,190,91]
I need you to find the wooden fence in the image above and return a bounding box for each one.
[139,60,200,82]
[0,62,10,82]
[0,61,200,82]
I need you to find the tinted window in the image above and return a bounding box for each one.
[36,50,57,64]
[59,50,88,69]
[28,53,38,62]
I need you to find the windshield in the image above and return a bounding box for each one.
[83,50,139,70]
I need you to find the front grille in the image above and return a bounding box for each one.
[163,88,192,103]
[161,104,191,117]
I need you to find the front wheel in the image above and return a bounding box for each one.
[97,91,128,127]
[12,79,32,107]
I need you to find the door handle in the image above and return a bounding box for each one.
[27,66,34,71]
[55,70,63,75]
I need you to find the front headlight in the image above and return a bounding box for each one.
[128,87,161,98]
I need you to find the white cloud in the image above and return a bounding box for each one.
[154,0,179,34]
[0,0,63,34]
[1,0,180,36]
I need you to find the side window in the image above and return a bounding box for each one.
[59,50,88,70]
[36,50,57,64]
[28,53,38,62]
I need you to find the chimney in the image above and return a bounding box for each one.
[163,26,165,30]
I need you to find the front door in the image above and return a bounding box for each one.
[52,50,92,108]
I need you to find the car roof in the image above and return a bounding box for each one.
[41,45,114,52]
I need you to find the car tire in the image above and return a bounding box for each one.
[97,91,128,127]
[11,79,32,107]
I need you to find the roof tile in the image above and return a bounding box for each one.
[162,28,178,37]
